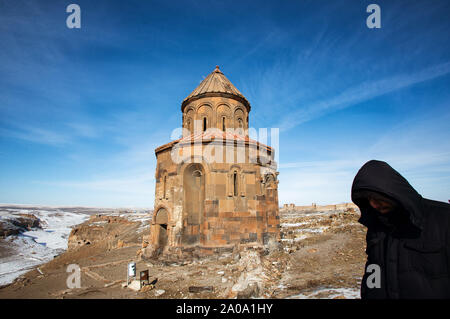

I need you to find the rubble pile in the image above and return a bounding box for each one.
[279,208,362,252]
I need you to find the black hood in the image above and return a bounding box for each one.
[351,160,424,229]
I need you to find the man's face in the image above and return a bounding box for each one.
[369,198,396,214]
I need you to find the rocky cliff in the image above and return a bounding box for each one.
[0,214,41,237]
[68,214,149,251]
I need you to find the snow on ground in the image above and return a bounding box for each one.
[0,236,55,286]
[287,287,361,299]
[301,226,329,233]
[280,222,309,228]
[118,211,152,233]
[281,235,308,243]
[280,209,353,245]
[280,210,337,219]
[22,210,89,251]
[0,209,90,286]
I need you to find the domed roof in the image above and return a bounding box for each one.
[181,66,250,111]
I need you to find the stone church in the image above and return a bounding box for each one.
[145,66,280,258]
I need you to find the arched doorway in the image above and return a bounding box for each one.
[183,163,205,244]
[154,208,168,254]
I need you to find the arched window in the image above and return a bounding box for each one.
[203,117,207,132]
[222,117,226,131]
[192,170,202,178]
[233,171,238,197]
[186,119,191,134]
[163,175,167,199]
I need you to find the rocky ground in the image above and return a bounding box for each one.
[0,206,367,299]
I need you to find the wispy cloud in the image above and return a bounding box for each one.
[0,125,70,146]
[277,61,450,131]
[66,122,101,139]
[0,120,106,146]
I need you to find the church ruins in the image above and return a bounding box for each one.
[144,66,280,258]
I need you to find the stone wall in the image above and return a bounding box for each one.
[281,202,358,212]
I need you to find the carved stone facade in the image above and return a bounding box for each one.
[146,66,280,258]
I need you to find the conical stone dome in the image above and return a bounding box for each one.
[181,66,250,112]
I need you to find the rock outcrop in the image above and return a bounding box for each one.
[68,215,143,251]
[0,213,41,237]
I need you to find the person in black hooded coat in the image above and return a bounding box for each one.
[351,160,450,299]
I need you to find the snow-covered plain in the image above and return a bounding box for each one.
[0,208,90,286]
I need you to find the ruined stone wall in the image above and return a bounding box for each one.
[282,202,358,212]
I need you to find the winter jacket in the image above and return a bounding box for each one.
[351,160,450,299]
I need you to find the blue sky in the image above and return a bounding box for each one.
[0,0,449,207]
